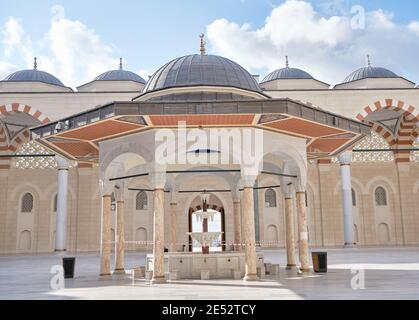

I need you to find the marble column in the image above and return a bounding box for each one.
[242,186,258,281]
[338,151,355,246]
[284,196,296,269]
[152,188,166,283]
[100,194,112,276]
[170,202,177,252]
[233,201,242,251]
[202,217,210,254]
[114,200,125,273]
[296,191,310,272]
[55,157,69,252]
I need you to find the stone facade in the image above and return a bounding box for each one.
[1,67,419,255]
[0,159,418,254]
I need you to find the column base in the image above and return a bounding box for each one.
[243,274,259,281]
[113,269,126,275]
[54,250,67,257]
[150,276,167,284]
[286,264,296,270]
[299,268,310,273]
[344,243,357,248]
[99,273,112,280]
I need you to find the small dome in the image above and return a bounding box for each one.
[261,67,313,82]
[342,66,398,83]
[94,70,146,83]
[143,54,262,94]
[94,59,146,84]
[3,59,65,87]
[261,57,313,83]
[342,56,398,83]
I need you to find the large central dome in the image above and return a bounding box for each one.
[143,54,262,94]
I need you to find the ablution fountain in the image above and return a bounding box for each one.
[146,192,264,280]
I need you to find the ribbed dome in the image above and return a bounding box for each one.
[144,54,262,93]
[261,67,313,83]
[3,69,65,87]
[343,66,398,83]
[94,69,146,84]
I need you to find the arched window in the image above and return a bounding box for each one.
[136,191,148,210]
[53,194,58,213]
[351,189,357,207]
[21,193,34,213]
[264,188,276,208]
[375,187,387,206]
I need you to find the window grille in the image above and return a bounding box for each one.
[21,193,34,213]
[136,191,148,210]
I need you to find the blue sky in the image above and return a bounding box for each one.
[1,0,419,87]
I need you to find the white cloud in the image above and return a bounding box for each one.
[0,5,119,88]
[368,9,395,30]
[41,7,118,87]
[1,17,33,64]
[206,0,419,85]
[138,68,154,81]
[0,60,18,80]
[408,21,419,36]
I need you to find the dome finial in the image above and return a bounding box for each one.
[199,33,206,56]
[119,57,123,70]
[285,55,289,68]
[367,54,371,67]
[33,57,38,70]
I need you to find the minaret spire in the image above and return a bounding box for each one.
[199,33,206,56]
[285,55,289,68]
[119,57,123,70]
[367,54,371,67]
[33,57,38,70]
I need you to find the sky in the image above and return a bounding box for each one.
[1,0,419,88]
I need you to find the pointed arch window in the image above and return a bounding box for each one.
[136,191,148,210]
[264,188,277,208]
[375,187,387,206]
[21,193,34,213]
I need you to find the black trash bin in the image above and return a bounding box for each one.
[63,257,76,279]
[312,252,327,273]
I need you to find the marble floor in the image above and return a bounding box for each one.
[1,247,419,300]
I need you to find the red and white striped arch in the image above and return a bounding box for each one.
[0,103,51,169]
[356,99,418,163]
[356,99,419,123]
[0,103,50,124]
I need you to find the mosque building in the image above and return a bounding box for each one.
[0,36,418,280]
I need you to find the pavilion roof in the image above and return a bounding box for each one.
[30,99,371,165]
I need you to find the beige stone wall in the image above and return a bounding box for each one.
[1,160,418,254]
[266,88,419,119]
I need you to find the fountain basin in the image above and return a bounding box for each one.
[146,251,265,280]
[187,232,223,248]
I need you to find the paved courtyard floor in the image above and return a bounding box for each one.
[0,247,418,300]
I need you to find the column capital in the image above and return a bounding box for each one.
[99,179,114,196]
[241,174,258,188]
[150,171,166,189]
[281,183,294,198]
[232,187,241,202]
[113,182,125,202]
[338,151,352,166]
[56,155,70,170]
[294,178,306,193]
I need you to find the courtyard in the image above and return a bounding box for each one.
[1,247,418,300]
